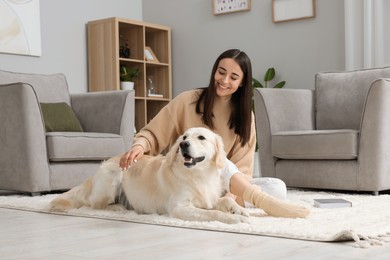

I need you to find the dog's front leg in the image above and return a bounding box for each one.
[215,197,249,217]
[171,205,247,224]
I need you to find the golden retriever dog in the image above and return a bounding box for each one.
[49,127,249,224]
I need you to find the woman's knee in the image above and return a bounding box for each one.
[250,177,287,200]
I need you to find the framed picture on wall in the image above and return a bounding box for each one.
[272,0,316,23]
[213,0,251,15]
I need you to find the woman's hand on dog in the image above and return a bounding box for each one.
[120,145,144,170]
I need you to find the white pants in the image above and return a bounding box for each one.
[250,177,287,200]
[222,158,287,202]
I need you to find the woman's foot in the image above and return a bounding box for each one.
[243,185,310,218]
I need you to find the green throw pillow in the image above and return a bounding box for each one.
[40,102,84,132]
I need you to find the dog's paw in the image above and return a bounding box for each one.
[215,197,250,217]
[105,204,127,211]
[48,198,72,213]
[221,214,250,224]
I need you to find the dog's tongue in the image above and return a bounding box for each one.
[184,154,192,162]
[183,155,205,168]
[183,153,195,167]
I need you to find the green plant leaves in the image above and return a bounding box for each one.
[263,67,275,82]
[273,81,286,88]
[120,65,139,82]
[252,78,264,88]
[252,67,286,89]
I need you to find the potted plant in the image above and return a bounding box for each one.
[119,35,130,58]
[120,65,139,90]
[252,67,286,89]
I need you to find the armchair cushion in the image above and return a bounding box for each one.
[315,67,390,130]
[40,102,84,132]
[46,132,124,161]
[272,129,359,160]
[0,70,70,104]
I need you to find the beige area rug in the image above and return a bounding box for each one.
[1,189,390,248]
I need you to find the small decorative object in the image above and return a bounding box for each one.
[146,76,163,97]
[147,75,155,95]
[252,67,286,89]
[213,0,251,15]
[272,0,316,23]
[120,65,139,90]
[144,46,159,62]
[119,35,130,58]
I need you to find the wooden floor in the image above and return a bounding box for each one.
[1,207,390,259]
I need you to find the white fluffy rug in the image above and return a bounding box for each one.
[1,189,390,248]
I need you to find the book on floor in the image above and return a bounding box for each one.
[313,198,352,208]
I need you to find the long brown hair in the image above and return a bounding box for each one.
[195,49,253,146]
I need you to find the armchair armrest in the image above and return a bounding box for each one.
[358,78,390,191]
[71,90,135,150]
[0,83,50,192]
[253,88,315,177]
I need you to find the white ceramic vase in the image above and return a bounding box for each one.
[120,81,134,90]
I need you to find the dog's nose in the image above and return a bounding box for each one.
[180,141,190,150]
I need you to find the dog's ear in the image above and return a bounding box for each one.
[214,134,226,169]
[165,137,181,166]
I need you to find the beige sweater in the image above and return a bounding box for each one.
[132,89,256,178]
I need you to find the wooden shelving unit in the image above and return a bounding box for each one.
[87,17,172,131]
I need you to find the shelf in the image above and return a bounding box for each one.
[87,17,172,131]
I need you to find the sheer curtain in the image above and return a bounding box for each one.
[345,0,390,70]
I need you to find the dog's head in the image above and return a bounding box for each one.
[166,127,226,169]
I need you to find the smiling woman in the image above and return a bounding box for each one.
[214,58,244,100]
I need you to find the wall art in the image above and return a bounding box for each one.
[213,0,251,15]
[272,0,316,23]
[0,0,41,56]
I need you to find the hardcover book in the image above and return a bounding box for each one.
[313,198,352,208]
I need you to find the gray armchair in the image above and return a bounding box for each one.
[0,70,134,194]
[254,66,390,195]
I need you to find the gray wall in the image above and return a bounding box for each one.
[143,0,345,96]
[0,0,142,93]
[1,0,345,95]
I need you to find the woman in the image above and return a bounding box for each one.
[120,49,309,218]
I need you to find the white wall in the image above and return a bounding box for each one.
[0,0,142,93]
[143,0,345,96]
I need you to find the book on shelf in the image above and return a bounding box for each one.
[313,198,352,208]
[147,93,163,98]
